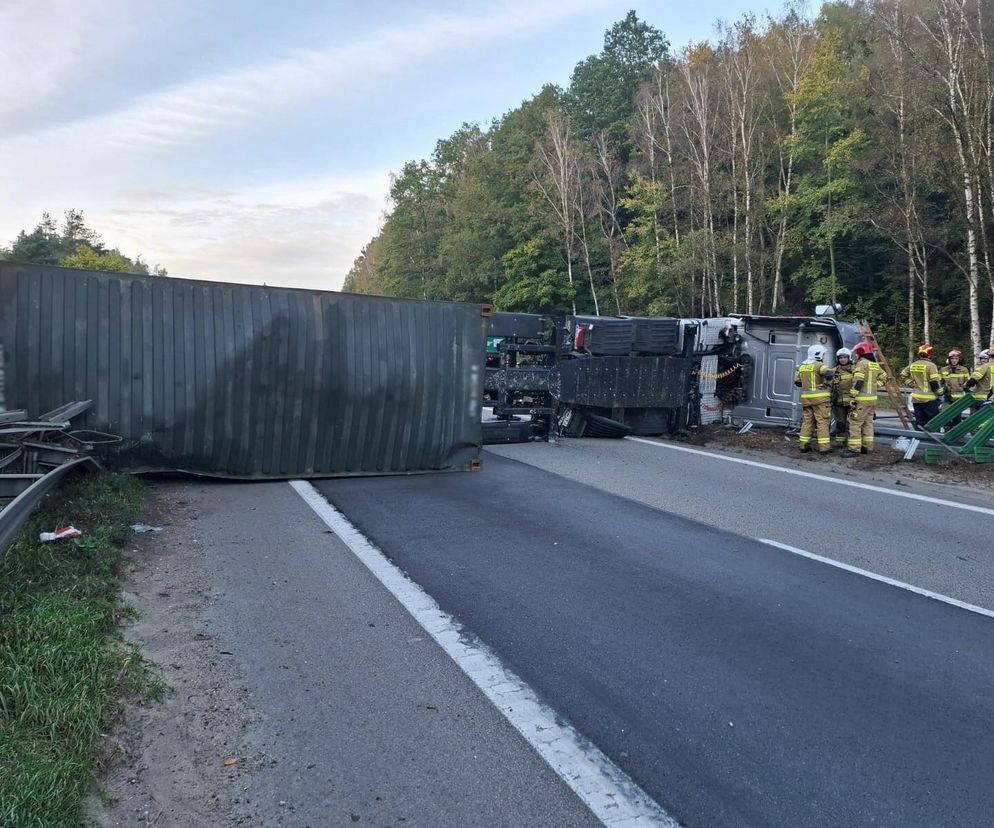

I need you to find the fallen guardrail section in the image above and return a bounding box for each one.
[0,401,102,555]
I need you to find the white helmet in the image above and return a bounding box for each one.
[981,349,991,361]
[807,344,826,362]
[836,347,852,359]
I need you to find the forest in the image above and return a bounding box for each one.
[344,0,994,363]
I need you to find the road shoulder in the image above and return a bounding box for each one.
[92,478,599,828]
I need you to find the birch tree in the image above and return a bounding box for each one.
[679,43,723,315]
[910,0,984,355]
[765,5,814,310]
[534,112,582,315]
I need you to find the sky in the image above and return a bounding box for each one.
[0,0,772,291]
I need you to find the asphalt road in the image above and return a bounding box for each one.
[195,480,601,827]
[491,437,994,611]
[315,449,994,828]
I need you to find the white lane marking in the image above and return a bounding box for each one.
[290,480,677,828]
[758,538,994,621]
[627,436,994,517]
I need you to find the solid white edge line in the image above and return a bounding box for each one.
[757,538,994,621]
[289,479,678,828]
[626,436,994,517]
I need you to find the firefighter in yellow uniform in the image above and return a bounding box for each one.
[794,344,835,454]
[848,341,887,455]
[829,347,855,448]
[964,349,993,409]
[940,349,970,409]
[899,343,943,427]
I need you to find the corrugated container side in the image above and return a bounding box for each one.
[0,262,485,478]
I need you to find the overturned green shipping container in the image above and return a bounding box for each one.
[0,262,486,478]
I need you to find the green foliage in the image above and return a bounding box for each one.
[1,210,166,276]
[564,11,669,142]
[351,4,994,353]
[0,473,162,828]
[618,173,678,313]
[62,244,138,273]
[494,238,575,313]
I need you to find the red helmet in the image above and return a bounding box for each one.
[948,349,963,361]
[853,342,875,358]
[918,343,935,358]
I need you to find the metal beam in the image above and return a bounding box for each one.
[38,400,92,423]
[0,474,43,498]
[0,457,99,556]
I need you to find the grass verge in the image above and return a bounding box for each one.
[0,472,163,828]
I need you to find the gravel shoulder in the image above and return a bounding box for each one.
[90,484,262,827]
[91,478,599,828]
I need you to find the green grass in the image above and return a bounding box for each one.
[0,473,163,828]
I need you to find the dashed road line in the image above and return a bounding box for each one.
[758,538,994,621]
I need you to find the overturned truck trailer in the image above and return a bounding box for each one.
[483,311,699,442]
[0,262,486,478]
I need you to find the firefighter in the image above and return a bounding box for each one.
[964,349,993,409]
[794,344,834,454]
[830,347,855,448]
[940,349,970,409]
[900,343,943,428]
[847,341,887,455]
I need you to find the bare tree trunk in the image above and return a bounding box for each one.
[910,0,985,354]
[721,18,761,314]
[730,139,740,313]
[680,45,722,315]
[534,113,582,315]
[644,67,682,246]
[908,250,915,363]
[577,181,601,316]
[766,7,810,312]
[592,131,625,315]
[918,245,932,344]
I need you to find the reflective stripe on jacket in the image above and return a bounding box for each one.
[969,363,994,400]
[901,358,941,402]
[795,362,832,403]
[852,358,886,402]
[941,365,970,398]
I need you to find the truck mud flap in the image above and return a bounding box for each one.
[482,419,537,444]
[561,409,632,439]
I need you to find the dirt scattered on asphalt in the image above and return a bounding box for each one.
[90,482,270,828]
[697,424,994,488]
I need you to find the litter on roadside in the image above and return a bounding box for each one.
[39,526,82,542]
[132,523,164,534]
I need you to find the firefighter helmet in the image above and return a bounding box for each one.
[853,342,874,359]
[836,347,852,360]
[807,344,826,362]
[948,349,963,362]
[918,343,935,358]
[981,349,992,361]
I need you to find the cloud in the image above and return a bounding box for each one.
[0,0,137,130]
[0,0,623,289]
[0,0,618,161]
[98,171,391,290]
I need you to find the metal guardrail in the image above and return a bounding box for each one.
[0,400,102,556]
[0,456,99,556]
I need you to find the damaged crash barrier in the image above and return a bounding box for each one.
[0,400,107,556]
